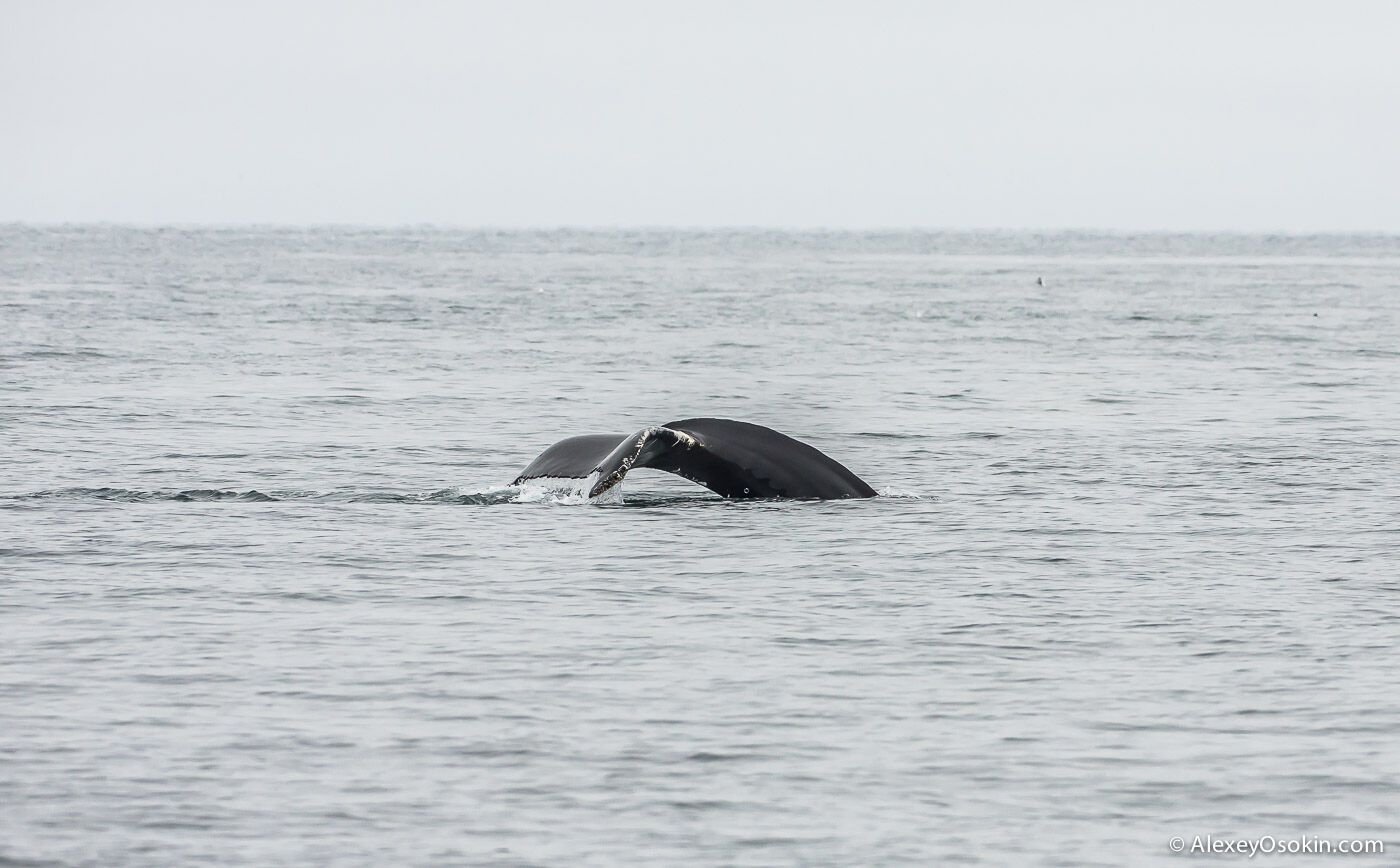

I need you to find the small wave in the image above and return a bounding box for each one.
[329,487,521,505]
[15,348,115,360]
[17,487,277,503]
[174,489,275,502]
[853,431,927,441]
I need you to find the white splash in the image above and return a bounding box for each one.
[511,475,622,505]
[876,486,926,499]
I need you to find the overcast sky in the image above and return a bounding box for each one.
[3,1,1398,230]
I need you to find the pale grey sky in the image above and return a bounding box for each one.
[3,0,1398,230]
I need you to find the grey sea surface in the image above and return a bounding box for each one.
[3,226,1399,866]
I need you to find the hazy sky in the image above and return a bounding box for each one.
[3,1,1398,230]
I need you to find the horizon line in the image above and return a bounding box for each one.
[5,221,1400,238]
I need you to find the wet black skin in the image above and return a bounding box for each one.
[512,418,877,500]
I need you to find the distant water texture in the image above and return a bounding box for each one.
[3,227,1399,865]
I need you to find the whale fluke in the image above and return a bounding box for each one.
[512,418,876,500]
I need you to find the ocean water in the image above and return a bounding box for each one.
[3,226,1399,865]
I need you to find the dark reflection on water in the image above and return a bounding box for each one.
[3,227,1400,866]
